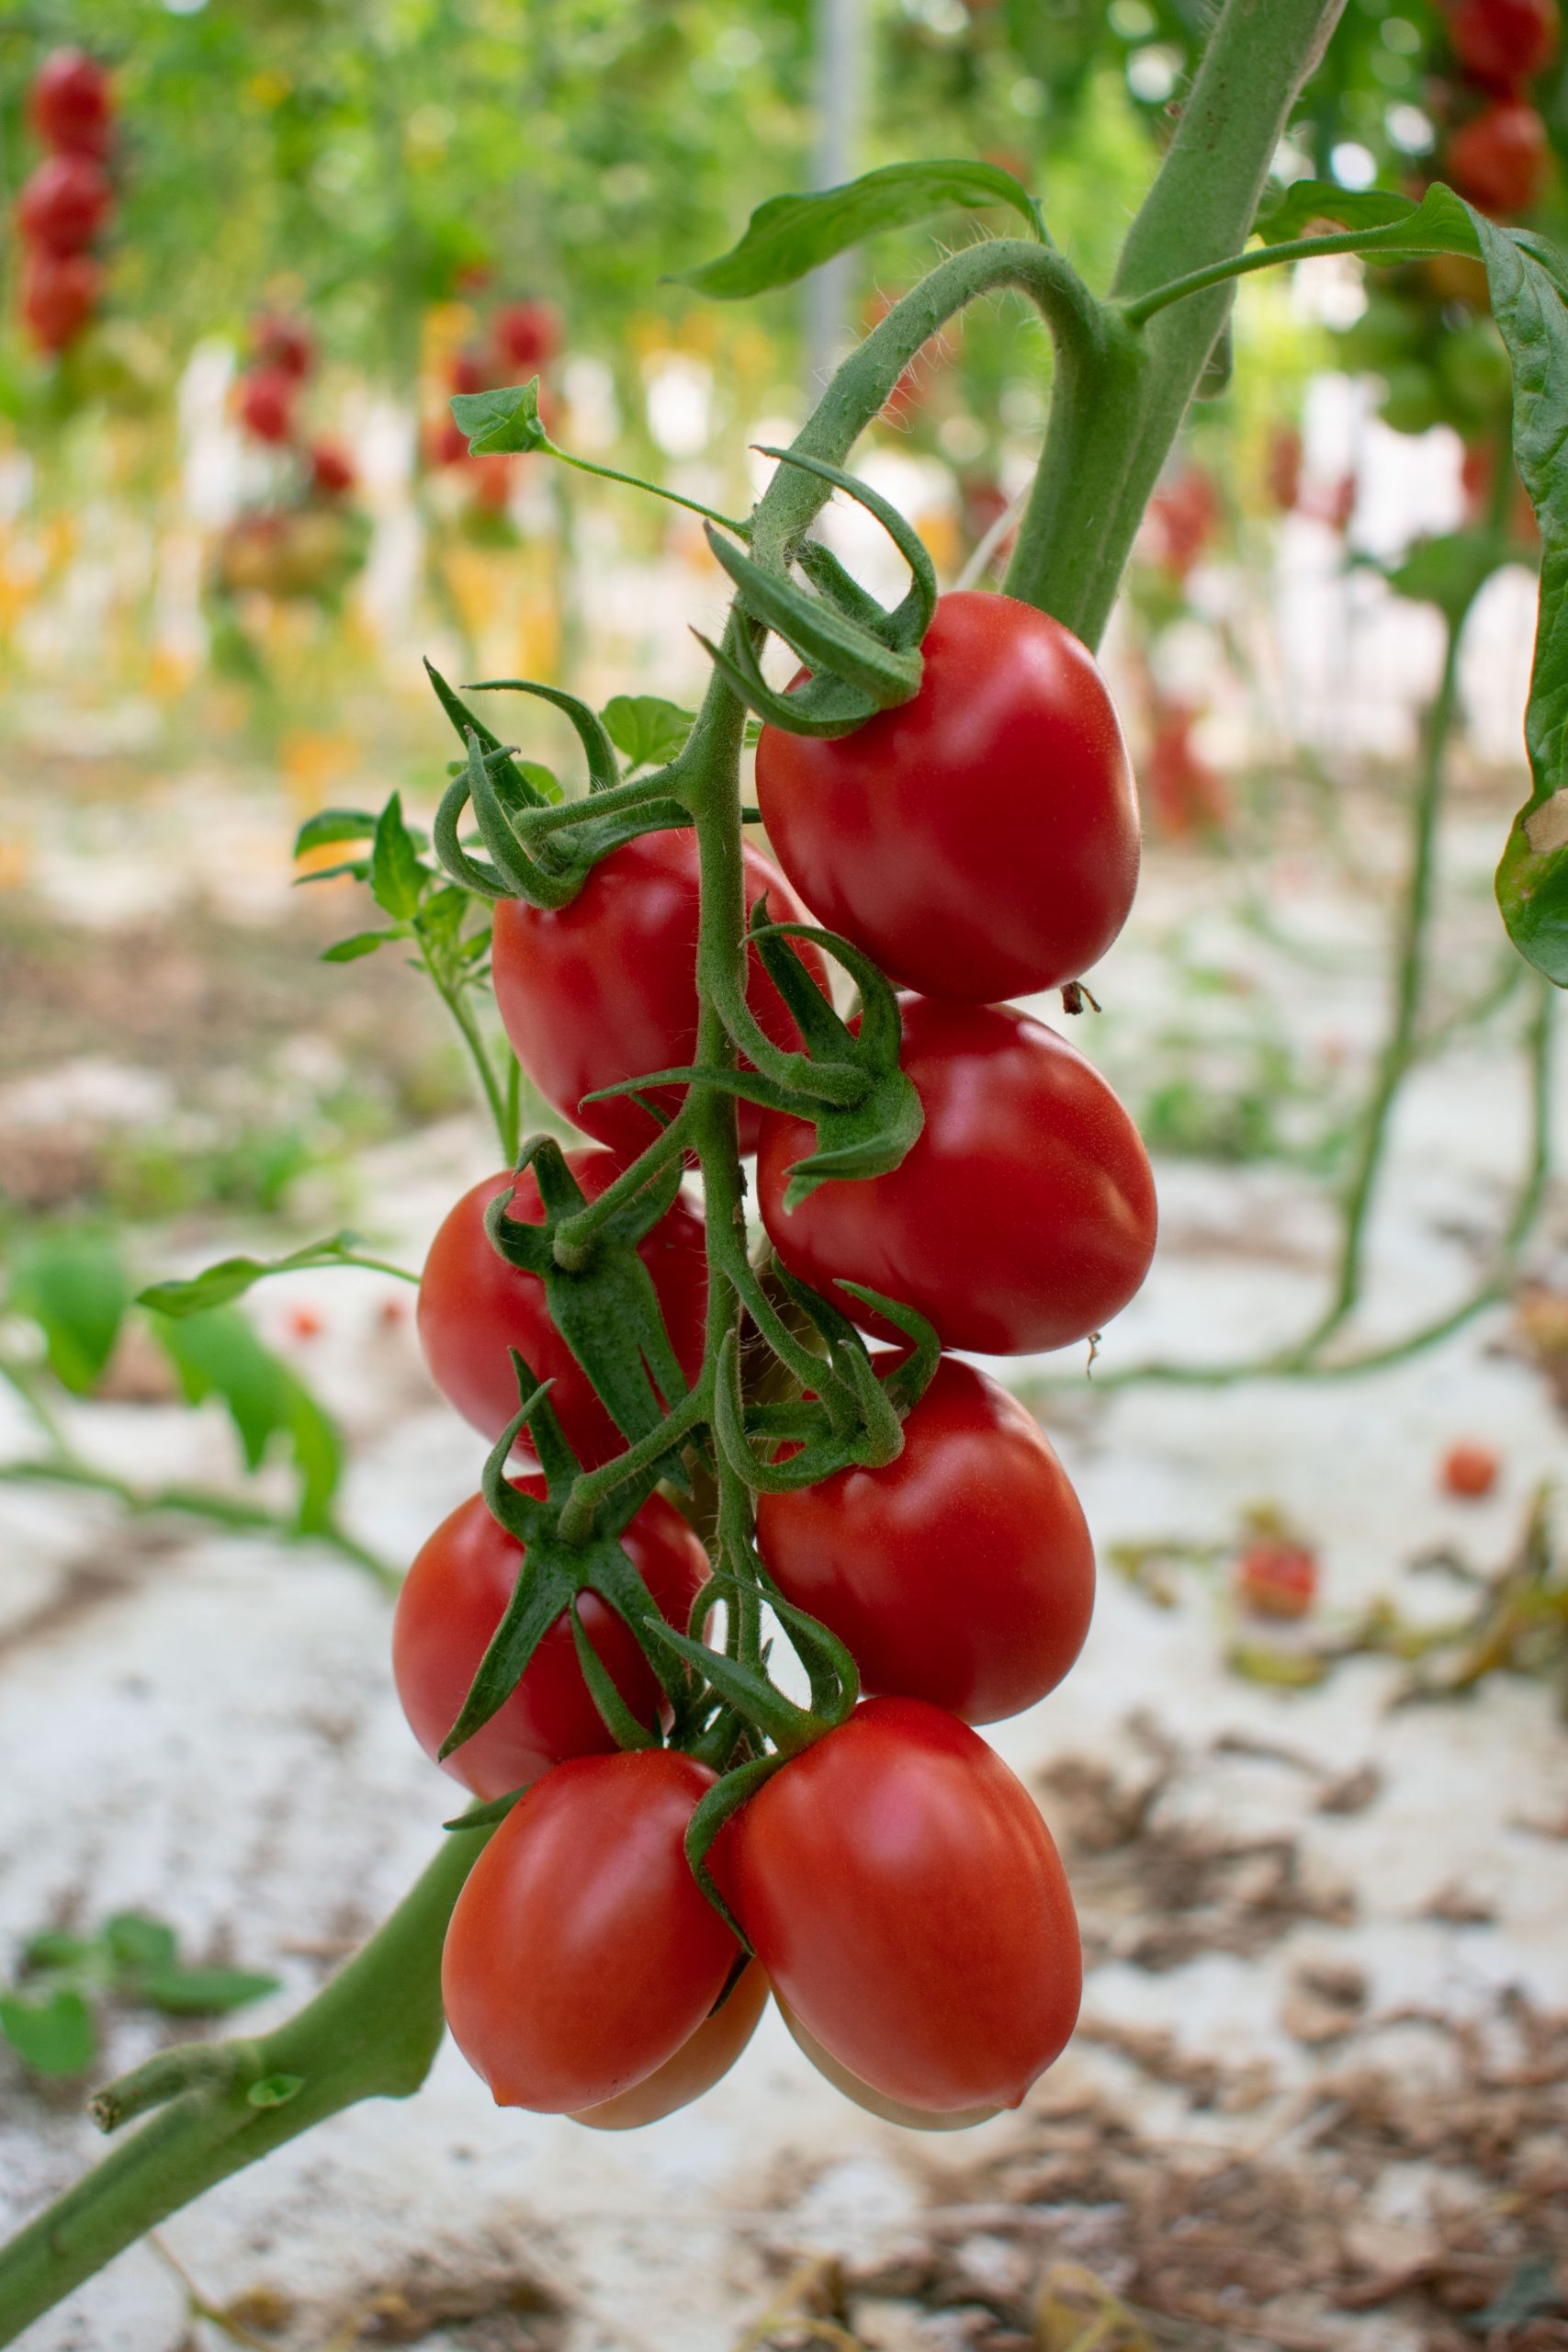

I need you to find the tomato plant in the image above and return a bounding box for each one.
[757,997,1157,1354]
[393,1483,708,1799]
[755,593,1139,1002]
[1448,99,1550,215]
[16,153,112,252]
[713,1699,1081,2114]
[491,831,825,1156]
[441,1750,739,2112]
[573,1960,768,2131]
[756,1355,1094,1723]
[29,50,114,157]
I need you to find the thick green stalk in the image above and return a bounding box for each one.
[0,1821,491,2346]
[1005,0,1348,646]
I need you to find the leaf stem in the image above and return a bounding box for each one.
[1120,226,1409,328]
[547,441,749,534]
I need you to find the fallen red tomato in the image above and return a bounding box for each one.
[1235,1539,1318,1621]
[756,1356,1094,1724]
[757,998,1156,1355]
[392,1481,708,1799]
[1441,1441,1500,1498]
[756,592,1139,1003]
[442,1749,739,2112]
[416,1154,708,1463]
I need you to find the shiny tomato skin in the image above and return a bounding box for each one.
[30,50,114,156]
[756,1357,1093,1724]
[392,1481,709,1800]
[491,831,824,1157]
[571,1959,768,2130]
[16,153,112,253]
[417,1153,707,1464]
[776,1994,1001,2131]
[713,1697,1080,2113]
[442,1749,739,2112]
[757,998,1156,1355]
[1449,100,1549,215]
[755,592,1139,1002]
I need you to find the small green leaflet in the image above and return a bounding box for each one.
[154,1306,344,1533]
[369,793,427,921]
[1256,181,1568,984]
[671,159,1046,301]
[0,1988,96,2077]
[137,1232,378,1319]
[136,1964,279,2016]
[7,1230,130,1396]
[101,1912,178,1970]
[451,379,550,456]
[601,695,693,769]
[293,807,377,856]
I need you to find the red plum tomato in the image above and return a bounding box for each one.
[755,592,1139,1002]
[30,50,114,155]
[21,247,99,351]
[1449,100,1549,214]
[757,997,1156,1354]
[713,1697,1080,2113]
[756,1356,1094,1724]
[442,1749,739,2112]
[392,1480,708,1799]
[16,153,112,252]
[238,367,297,445]
[491,830,826,1156]
[776,1995,1002,2131]
[252,311,314,380]
[571,1960,768,2130]
[416,1154,707,1463]
[493,300,562,373]
[1451,0,1559,86]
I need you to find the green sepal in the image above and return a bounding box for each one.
[692,624,876,739]
[580,1062,810,1117]
[433,772,507,900]
[463,731,577,909]
[567,1602,660,1751]
[441,1781,536,1832]
[754,1575,861,1722]
[756,446,936,653]
[466,674,620,794]
[424,659,553,808]
[836,1283,942,1416]
[639,1615,824,1756]
[705,524,922,710]
[711,1331,852,1495]
[750,921,924,1204]
[682,1753,789,1943]
[482,1141,694,1482]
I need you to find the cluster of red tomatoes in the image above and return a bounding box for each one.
[1443,0,1559,216]
[234,312,355,500]
[426,298,561,511]
[13,50,117,355]
[396,588,1156,2126]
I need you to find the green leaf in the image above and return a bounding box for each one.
[672,159,1045,299]
[135,1964,279,2017]
[137,1232,369,1319]
[368,793,427,921]
[1383,531,1500,622]
[152,1307,344,1530]
[247,2072,305,2109]
[0,1987,96,2076]
[102,1913,178,1971]
[21,1930,96,1973]
[451,379,550,456]
[601,695,693,770]
[7,1230,130,1396]
[293,807,377,856]
[1257,178,1483,262]
[321,928,401,963]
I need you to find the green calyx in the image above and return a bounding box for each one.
[752,919,924,1203]
[714,1277,939,1496]
[697,447,937,740]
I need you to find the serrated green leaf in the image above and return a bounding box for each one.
[102,1913,178,1971]
[451,379,550,456]
[321,928,400,963]
[601,695,693,770]
[672,160,1045,299]
[369,793,427,921]
[0,1987,96,2076]
[7,1231,130,1396]
[416,883,468,953]
[137,1233,367,1320]
[292,807,377,857]
[136,1964,279,2017]
[247,2072,305,2109]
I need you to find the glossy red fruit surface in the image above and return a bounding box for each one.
[755,592,1139,1002]
[713,1697,1081,2114]
[442,1749,739,2112]
[757,1357,1094,1723]
[757,998,1157,1355]
[491,831,825,1156]
[416,1155,708,1462]
[392,1481,708,1799]
[571,1960,768,2131]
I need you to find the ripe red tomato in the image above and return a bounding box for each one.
[20,247,100,352]
[392,1481,708,1799]
[756,1356,1094,1724]
[416,1154,708,1462]
[309,440,355,497]
[1235,1539,1317,1621]
[491,831,826,1158]
[713,1698,1080,2113]
[238,367,297,446]
[442,1748,739,2111]
[572,1960,768,2130]
[450,349,493,395]
[493,300,561,373]
[429,416,471,468]
[30,50,114,156]
[253,312,314,381]
[1451,0,1559,86]
[1448,99,1549,214]
[757,998,1157,1355]
[16,153,112,253]
[776,1994,1001,2131]
[1441,1440,1500,1498]
[755,593,1139,1003]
